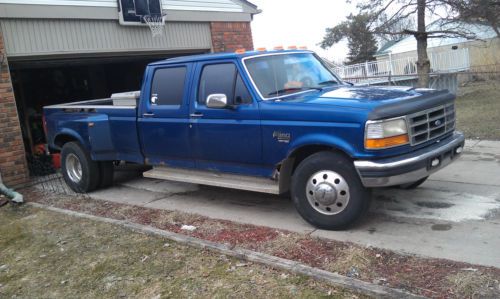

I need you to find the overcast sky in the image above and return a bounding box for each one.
[250,0,359,63]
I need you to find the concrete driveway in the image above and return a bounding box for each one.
[90,139,500,268]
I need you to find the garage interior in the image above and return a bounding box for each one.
[10,51,204,175]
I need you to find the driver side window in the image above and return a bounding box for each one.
[198,63,253,105]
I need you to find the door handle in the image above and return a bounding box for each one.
[190,112,204,118]
[143,113,155,117]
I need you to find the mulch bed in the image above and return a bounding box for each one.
[22,188,500,298]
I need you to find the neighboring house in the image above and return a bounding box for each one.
[0,0,259,186]
[375,20,500,74]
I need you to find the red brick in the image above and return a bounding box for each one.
[0,30,29,186]
[210,22,254,53]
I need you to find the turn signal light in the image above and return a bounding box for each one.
[365,134,409,149]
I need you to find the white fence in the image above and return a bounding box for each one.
[334,48,470,79]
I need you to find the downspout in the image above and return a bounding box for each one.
[0,172,24,204]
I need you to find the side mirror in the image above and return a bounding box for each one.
[206,94,228,109]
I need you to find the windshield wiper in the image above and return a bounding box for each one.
[267,87,322,97]
[317,80,339,86]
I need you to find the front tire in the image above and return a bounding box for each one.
[61,142,100,193]
[399,176,428,189]
[291,151,371,230]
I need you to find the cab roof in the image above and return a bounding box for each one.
[148,49,313,66]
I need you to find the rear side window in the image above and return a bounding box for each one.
[198,63,236,104]
[151,67,187,106]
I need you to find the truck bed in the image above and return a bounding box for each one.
[44,91,143,164]
[44,91,140,110]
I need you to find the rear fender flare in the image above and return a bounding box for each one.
[53,129,88,151]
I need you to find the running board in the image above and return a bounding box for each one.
[143,166,280,194]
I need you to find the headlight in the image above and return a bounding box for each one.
[365,117,409,149]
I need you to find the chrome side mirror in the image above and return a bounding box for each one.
[206,94,228,108]
[151,93,158,105]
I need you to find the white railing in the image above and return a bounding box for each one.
[333,48,470,79]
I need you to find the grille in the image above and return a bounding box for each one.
[407,103,455,145]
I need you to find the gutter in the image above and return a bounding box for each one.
[0,172,24,204]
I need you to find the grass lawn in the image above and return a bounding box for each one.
[456,81,500,140]
[0,205,359,298]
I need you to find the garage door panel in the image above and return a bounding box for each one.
[0,19,211,57]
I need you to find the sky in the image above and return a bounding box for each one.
[249,0,359,63]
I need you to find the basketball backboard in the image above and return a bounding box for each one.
[118,0,163,26]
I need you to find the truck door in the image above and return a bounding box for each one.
[190,60,263,175]
[138,64,195,168]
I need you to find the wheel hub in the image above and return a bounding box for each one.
[312,182,337,206]
[305,170,350,215]
[66,153,83,183]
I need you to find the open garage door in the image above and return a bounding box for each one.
[9,51,205,175]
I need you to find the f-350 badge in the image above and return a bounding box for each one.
[273,131,291,143]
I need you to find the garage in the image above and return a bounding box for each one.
[0,0,259,186]
[10,52,206,166]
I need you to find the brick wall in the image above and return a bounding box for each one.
[210,22,254,53]
[0,31,29,186]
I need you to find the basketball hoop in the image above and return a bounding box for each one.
[143,14,165,38]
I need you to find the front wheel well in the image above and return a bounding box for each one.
[291,145,351,171]
[278,145,352,195]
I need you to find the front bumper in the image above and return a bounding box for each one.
[354,132,465,187]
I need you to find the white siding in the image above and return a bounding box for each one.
[1,19,212,57]
[164,0,242,12]
[0,0,244,11]
[0,0,116,7]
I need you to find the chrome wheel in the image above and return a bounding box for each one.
[305,170,350,215]
[66,153,83,183]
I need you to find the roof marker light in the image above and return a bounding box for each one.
[298,46,308,50]
[235,48,246,54]
[288,45,297,50]
[273,46,284,50]
[256,47,267,51]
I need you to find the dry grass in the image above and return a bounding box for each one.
[24,190,500,298]
[328,247,374,276]
[447,271,500,298]
[0,205,361,298]
[456,80,500,140]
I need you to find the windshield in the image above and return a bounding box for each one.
[244,52,340,99]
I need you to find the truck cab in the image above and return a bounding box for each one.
[44,50,465,230]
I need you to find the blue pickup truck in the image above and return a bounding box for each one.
[43,50,464,230]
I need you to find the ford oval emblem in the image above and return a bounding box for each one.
[434,119,442,126]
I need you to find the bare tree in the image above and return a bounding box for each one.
[377,13,416,43]
[355,0,481,87]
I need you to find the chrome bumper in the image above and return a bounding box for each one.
[354,132,465,187]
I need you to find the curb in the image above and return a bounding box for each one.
[28,202,426,299]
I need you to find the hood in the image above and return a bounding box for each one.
[279,85,454,119]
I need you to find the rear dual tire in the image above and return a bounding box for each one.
[61,142,114,193]
[291,151,371,230]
